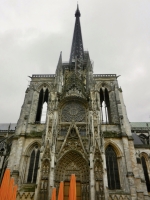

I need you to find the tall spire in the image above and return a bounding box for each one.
[69,4,84,63]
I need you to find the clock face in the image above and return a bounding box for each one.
[61,102,85,122]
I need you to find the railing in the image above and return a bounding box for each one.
[131,127,150,130]
[94,74,116,77]
[32,74,55,78]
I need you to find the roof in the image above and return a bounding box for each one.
[130,122,150,128]
[132,132,143,145]
[0,123,16,132]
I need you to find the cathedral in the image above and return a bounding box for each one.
[1,5,150,200]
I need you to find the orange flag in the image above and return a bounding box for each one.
[0,169,10,200]
[58,182,64,200]
[12,185,18,200]
[51,187,56,200]
[7,178,14,200]
[69,174,76,200]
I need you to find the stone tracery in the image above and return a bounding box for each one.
[39,159,50,200]
[55,150,89,199]
[61,102,86,122]
[94,144,104,200]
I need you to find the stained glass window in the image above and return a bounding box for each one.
[106,145,120,189]
[27,147,40,183]
[141,156,150,192]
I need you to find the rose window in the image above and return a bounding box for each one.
[62,102,85,122]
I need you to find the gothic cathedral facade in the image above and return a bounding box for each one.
[2,5,150,200]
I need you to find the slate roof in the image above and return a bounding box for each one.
[130,122,150,128]
[0,123,16,132]
[132,132,143,145]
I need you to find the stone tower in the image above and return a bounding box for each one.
[7,5,150,200]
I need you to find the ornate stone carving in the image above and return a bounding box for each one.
[42,142,50,159]
[62,102,85,122]
[109,194,130,200]
[39,159,50,200]
[57,126,87,160]
[55,150,89,183]
[94,144,104,200]
[17,192,34,200]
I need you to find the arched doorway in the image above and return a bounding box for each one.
[55,150,89,200]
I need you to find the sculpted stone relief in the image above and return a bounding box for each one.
[39,159,50,200]
[55,150,89,183]
[109,195,130,200]
[55,123,90,198]
[94,144,104,200]
[40,160,50,190]
[57,126,87,160]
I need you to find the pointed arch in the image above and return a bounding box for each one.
[100,87,111,124]
[27,146,40,183]
[95,82,112,92]
[141,152,149,161]
[37,83,51,92]
[55,150,89,200]
[23,140,41,156]
[56,123,89,199]
[56,149,89,181]
[35,87,49,123]
[21,141,41,184]
[140,152,150,192]
[105,140,122,158]
[105,145,121,189]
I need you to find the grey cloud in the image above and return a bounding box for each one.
[0,0,150,122]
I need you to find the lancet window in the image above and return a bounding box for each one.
[35,88,49,123]
[100,87,111,124]
[105,145,120,189]
[27,146,40,183]
[141,156,150,192]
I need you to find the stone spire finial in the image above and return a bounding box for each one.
[75,4,81,17]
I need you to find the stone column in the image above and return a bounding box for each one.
[34,158,42,200]
[8,136,25,186]
[122,136,137,200]
[90,152,95,200]
[49,152,55,200]
[136,157,149,200]
[102,152,109,200]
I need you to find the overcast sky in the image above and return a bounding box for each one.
[0,0,150,123]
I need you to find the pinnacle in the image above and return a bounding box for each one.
[75,4,81,17]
